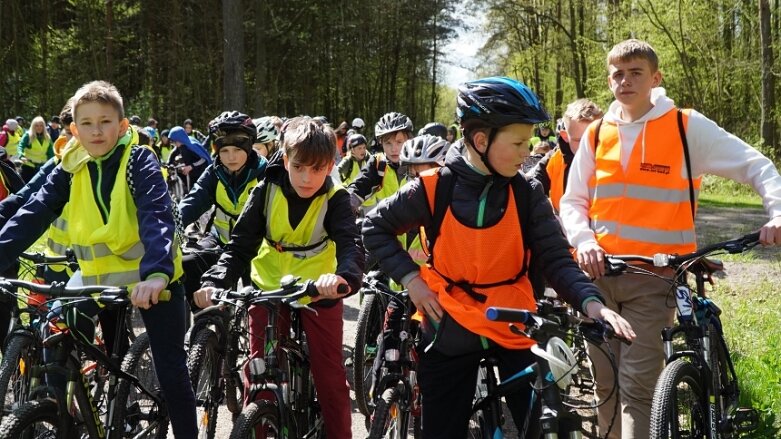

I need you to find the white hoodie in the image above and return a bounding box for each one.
[560,87,781,250]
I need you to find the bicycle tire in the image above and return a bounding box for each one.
[0,334,37,415]
[229,400,283,439]
[224,315,248,416]
[0,398,76,439]
[352,292,385,417]
[111,332,169,439]
[650,359,708,439]
[368,386,417,439]
[187,328,221,439]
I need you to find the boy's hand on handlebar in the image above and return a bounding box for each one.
[759,216,781,246]
[313,274,350,301]
[407,275,442,324]
[585,301,636,341]
[577,242,606,279]
[193,287,216,309]
[131,277,167,310]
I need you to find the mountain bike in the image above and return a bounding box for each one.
[352,271,392,418]
[225,276,346,438]
[605,232,762,439]
[186,279,250,438]
[0,251,80,417]
[365,275,421,439]
[472,298,627,438]
[0,279,172,438]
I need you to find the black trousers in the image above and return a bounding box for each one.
[418,345,541,439]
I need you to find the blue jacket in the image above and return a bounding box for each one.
[179,150,268,227]
[0,143,179,282]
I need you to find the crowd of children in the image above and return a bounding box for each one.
[0,37,778,439]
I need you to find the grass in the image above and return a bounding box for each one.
[698,174,780,435]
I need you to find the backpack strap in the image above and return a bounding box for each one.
[591,118,604,155]
[419,166,455,258]
[677,109,696,220]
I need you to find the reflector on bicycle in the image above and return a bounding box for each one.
[530,336,578,389]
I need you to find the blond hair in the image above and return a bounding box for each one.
[28,116,51,142]
[607,39,659,72]
[71,80,125,120]
[562,99,604,130]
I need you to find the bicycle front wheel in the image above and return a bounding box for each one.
[187,328,221,439]
[0,398,75,439]
[111,332,169,439]
[353,292,385,417]
[650,359,708,439]
[368,386,419,439]
[230,400,283,439]
[0,334,38,415]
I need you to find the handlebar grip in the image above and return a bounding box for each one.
[337,284,349,295]
[159,290,171,302]
[485,307,533,324]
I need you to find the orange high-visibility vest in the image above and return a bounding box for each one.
[418,170,535,350]
[587,108,701,256]
[547,149,566,212]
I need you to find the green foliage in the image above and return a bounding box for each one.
[699,175,763,209]
[0,0,459,134]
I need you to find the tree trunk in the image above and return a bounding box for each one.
[223,0,245,110]
[105,0,113,80]
[759,0,777,154]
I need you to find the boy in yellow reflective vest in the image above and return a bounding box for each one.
[194,116,364,438]
[0,80,197,437]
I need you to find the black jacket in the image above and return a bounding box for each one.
[527,135,575,196]
[200,153,364,304]
[361,141,603,313]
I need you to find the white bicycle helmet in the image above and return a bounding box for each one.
[530,337,579,390]
[253,117,279,143]
[351,117,365,129]
[400,134,449,166]
[374,112,413,138]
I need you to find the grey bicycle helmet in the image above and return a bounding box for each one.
[209,111,256,138]
[418,122,448,140]
[400,134,449,166]
[253,117,279,143]
[374,112,413,138]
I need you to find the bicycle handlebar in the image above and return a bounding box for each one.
[605,231,760,275]
[210,280,348,307]
[0,278,171,303]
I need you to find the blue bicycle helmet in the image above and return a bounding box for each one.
[456,77,549,128]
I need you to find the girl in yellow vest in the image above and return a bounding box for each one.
[362,77,635,438]
[194,116,364,438]
[18,116,54,182]
[0,81,197,437]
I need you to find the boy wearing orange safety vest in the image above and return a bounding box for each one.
[527,98,603,213]
[560,39,781,439]
[363,77,635,439]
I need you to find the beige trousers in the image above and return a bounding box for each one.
[588,272,676,439]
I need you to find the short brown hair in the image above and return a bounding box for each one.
[281,116,335,167]
[607,39,659,72]
[563,99,604,129]
[71,80,125,120]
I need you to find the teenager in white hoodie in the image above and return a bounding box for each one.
[560,39,781,439]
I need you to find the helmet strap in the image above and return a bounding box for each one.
[478,127,500,176]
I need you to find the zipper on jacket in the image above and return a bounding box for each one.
[95,164,109,223]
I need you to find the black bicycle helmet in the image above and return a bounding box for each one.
[456,77,549,128]
[374,112,413,138]
[418,122,448,140]
[208,111,257,139]
[400,134,449,166]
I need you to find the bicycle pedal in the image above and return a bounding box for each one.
[730,407,759,432]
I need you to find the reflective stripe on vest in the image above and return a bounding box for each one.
[214,178,258,244]
[547,149,566,212]
[24,135,50,166]
[65,145,183,287]
[46,213,71,273]
[587,108,701,256]
[250,179,342,291]
[418,172,536,350]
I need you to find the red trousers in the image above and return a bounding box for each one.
[246,301,352,438]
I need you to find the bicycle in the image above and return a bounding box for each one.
[186,277,250,438]
[215,276,346,438]
[0,278,172,438]
[163,162,188,203]
[471,298,626,438]
[364,274,421,439]
[0,251,80,417]
[352,271,392,418]
[604,232,762,439]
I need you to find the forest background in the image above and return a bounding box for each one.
[1,0,780,159]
